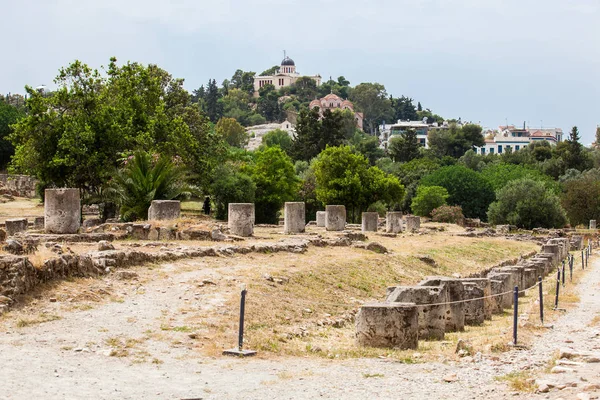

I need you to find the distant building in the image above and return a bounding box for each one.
[253,54,321,97]
[308,93,364,130]
[379,119,454,149]
[475,125,563,155]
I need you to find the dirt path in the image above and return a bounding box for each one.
[1,252,599,400]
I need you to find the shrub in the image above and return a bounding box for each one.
[488,178,567,229]
[211,164,256,220]
[431,205,465,224]
[411,186,449,217]
[561,175,600,226]
[367,200,387,217]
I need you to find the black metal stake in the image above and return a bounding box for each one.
[561,261,566,287]
[513,286,519,345]
[538,276,544,325]
[223,287,257,357]
[554,270,560,309]
[582,250,585,270]
[569,255,573,282]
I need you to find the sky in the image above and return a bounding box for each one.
[2,0,599,142]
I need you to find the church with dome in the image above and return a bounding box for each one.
[253,53,321,96]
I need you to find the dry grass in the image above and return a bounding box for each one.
[16,313,61,327]
[0,197,43,223]
[495,371,535,392]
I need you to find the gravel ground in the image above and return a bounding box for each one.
[1,252,599,400]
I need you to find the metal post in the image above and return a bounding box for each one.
[569,255,573,282]
[586,247,589,268]
[538,276,544,325]
[223,286,257,357]
[561,261,566,287]
[582,250,585,270]
[513,286,519,345]
[554,269,560,309]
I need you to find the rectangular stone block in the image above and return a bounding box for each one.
[418,277,465,332]
[355,302,419,349]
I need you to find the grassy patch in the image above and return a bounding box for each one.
[16,313,61,327]
[495,371,535,392]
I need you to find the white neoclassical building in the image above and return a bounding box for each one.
[253,54,321,96]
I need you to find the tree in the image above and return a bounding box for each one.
[203,79,223,122]
[211,164,256,220]
[215,117,248,148]
[488,178,567,229]
[314,146,404,222]
[595,126,600,148]
[257,84,283,122]
[261,129,293,154]
[561,175,600,227]
[230,69,256,96]
[106,151,195,222]
[248,147,299,224]
[428,123,484,158]
[348,130,385,165]
[290,107,346,161]
[388,129,421,162]
[391,96,418,121]
[480,163,559,193]
[411,186,449,217]
[349,83,392,135]
[10,58,225,196]
[260,65,279,76]
[417,102,422,112]
[554,126,590,171]
[0,100,24,170]
[420,165,495,220]
[293,76,319,102]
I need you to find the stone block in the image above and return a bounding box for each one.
[590,220,597,230]
[361,212,378,232]
[5,218,28,236]
[355,302,419,349]
[325,205,346,231]
[316,211,326,227]
[541,244,560,264]
[33,216,45,230]
[487,272,513,312]
[386,212,403,233]
[228,203,255,237]
[131,224,150,240]
[284,202,305,234]
[460,278,492,320]
[386,285,447,340]
[462,282,485,325]
[44,188,81,234]
[148,200,181,221]
[405,216,420,232]
[570,235,583,251]
[418,277,465,332]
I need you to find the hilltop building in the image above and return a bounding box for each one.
[309,93,364,130]
[379,119,454,149]
[253,54,321,96]
[475,125,563,155]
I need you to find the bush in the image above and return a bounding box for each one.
[411,186,449,217]
[261,129,293,155]
[488,178,567,229]
[561,175,600,226]
[211,164,256,220]
[431,205,465,224]
[480,163,559,193]
[367,200,387,217]
[420,165,495,220]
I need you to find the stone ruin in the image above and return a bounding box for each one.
[227,203,255,237]
[325,205,346,231]
[316,211,326,227]
[147,200,181,221]
[45,188,81,234]
[386,212,402,233]
[355,237,572,349]
[361,212,378,233]
[284,202,305,234]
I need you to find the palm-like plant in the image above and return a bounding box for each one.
[106,151,195,221]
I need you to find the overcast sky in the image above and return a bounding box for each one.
[2,0,599,142]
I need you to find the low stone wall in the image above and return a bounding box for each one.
[0,174,38,198]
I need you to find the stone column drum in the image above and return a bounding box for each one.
[325,205,346,231]
[361,212,379,232]
[316,211,326,227]
[45,188,81,234]
[386,211,403,233]
[284,202,305,234]
[405,216,420,232]
[228,203,255,237]
[355,302,419,349]
[148,200,181,221]
[5,218,28,236]
[590,220,597,230]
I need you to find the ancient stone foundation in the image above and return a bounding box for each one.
[228,203,255,237]
[44,189,81,234]
[386,212,402,233]
[284,202,305,234]
[325,205,346,231]
[405,216,420,232]
[33,217,44,230]
[355,302,419,349]
[316,211,326,227]
[148,200,181,221]
[5,218,28,236]
[386,286,447,340]
[590,220,597,230]
[361,212,379,232]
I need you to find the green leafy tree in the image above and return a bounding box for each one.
[261,129,293,154]
[202,79,223,122]
[349,83,392,135]
[554,126,590,171]
[248,147,299,223]
[420,165,495,220]
[391,96,418,121]
[388,129,421,162]
[297,161,322,222]
[428,123,484,158]
[257,84,283,122]
[106,151,195,221]
[314,146,404,222]
[211,164,256,220]
[561,175,600,227]
[348,130,385,165]
[293,76,319,102]
[417,108,444,124]
[260,65,279,76]
[0,100,24,170]
[458,149,497,171]
[215,117,249,148]
[480,163,559,193]
[488,178,567,229]
[230,69,256,96]
[411,185,449,217]
[291,108,346,161]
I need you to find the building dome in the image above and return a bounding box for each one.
[281,56,295,66]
